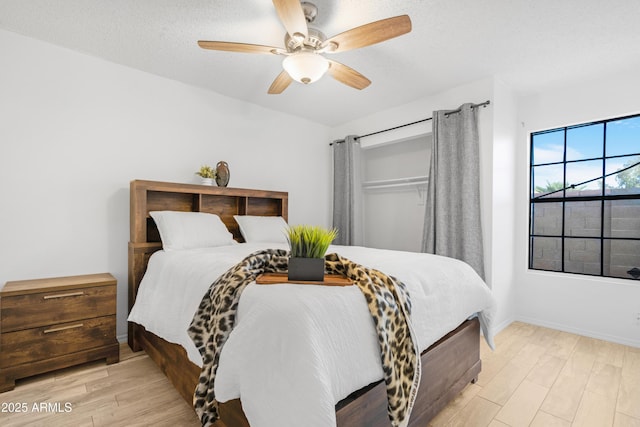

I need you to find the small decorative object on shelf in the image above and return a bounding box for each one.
[286,225,338,282]
[215,161,230,187]
[195,165,216,185]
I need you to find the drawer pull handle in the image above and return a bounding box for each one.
[43,291,85,299]
[43,323,84,334]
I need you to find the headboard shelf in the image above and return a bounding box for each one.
[130,180,288,243]
[128,179,288,350]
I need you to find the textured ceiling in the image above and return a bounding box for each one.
[1,0,639,126]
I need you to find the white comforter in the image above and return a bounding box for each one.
[128,243,495,427]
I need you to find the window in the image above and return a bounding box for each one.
[529,114,640,280]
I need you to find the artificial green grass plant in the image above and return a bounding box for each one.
[286,225,338,258]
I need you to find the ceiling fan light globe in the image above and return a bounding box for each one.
[282,52,329,84]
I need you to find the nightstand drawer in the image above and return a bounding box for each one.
[1,285,116,332]
[0,315,116,368]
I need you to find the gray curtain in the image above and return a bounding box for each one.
[421,103,485,279]
[332,135,362,246]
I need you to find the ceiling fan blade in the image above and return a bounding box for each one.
[268,70,293,94]
[272,0,308,39]
[324,15,411,53]
[198,41,285,55]
[327,60,371,90]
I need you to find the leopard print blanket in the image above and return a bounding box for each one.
[187,249,421,427]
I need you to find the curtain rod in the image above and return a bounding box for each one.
[330,100,490,145]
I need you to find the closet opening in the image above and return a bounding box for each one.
[361,134,431,251]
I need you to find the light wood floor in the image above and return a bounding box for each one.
[1,322,639,427]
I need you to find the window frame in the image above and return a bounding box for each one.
[528,113,640,281]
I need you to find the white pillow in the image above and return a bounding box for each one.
[233,215,288,243]
[150,211,235,251]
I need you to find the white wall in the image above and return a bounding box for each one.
[490,78,519,332]
[0,29,332,340]
[516,67,640,347]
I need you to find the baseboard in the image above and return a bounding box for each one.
[491,316,516,337]
[515,315,640,349]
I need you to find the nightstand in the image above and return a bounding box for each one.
[0,273,119,392]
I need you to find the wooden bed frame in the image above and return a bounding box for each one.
[128,179,481,427]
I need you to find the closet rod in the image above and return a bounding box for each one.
[330,100,490,145]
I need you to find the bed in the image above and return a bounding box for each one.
[127,179,494,427]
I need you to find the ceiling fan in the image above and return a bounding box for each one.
[197,0,412,94]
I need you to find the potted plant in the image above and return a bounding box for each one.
[195,165,216,185]
[285,225,338,282]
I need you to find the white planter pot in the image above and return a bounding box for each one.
[200,178,214,186]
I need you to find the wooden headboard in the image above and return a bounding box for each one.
[127,179,288,349]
